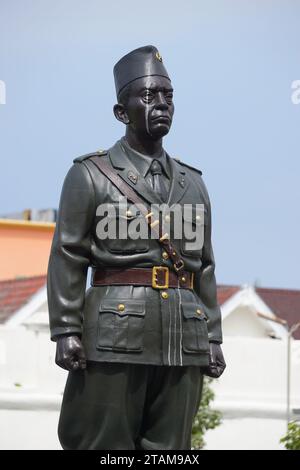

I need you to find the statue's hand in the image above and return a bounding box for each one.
[55,335,87,371]
[201,343,226,378]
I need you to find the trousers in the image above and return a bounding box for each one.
[58,361,203,450]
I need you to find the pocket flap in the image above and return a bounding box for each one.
[181,302,207,320]
[99,299,146,317]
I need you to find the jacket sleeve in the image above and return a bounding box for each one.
[193,176,223,344]
[47,162,95,341]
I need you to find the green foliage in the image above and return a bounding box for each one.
[191,377,222,449]
[280,421,300,450]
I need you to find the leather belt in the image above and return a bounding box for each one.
[92,267,195,290]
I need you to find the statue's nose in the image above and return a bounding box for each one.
[155,92,169,110]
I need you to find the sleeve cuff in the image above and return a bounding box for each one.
[51,327,82,342]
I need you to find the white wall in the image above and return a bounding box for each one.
[0,325,65,449]
[0,410,60,450]
[205,337,300,450]
[0,326,66,393]
[205,418,287,450]
[213,337,300,407]
[223,306,273,338]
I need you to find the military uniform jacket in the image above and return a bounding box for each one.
[47,139,223,367]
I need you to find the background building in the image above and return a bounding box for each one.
[0,215,55,281]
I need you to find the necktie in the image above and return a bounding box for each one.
[150,159,168,202]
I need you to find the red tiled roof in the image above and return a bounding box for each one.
[0,275,46,323]
[256,287,300,339]
[217,285,240,305]
[217,285,300,338]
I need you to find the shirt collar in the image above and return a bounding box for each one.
[120,136,170,179]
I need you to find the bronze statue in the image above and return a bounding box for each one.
[47,45,225,450]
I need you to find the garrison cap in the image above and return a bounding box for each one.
[113,45,171,97]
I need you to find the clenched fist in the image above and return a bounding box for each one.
[201,343,226,378]
[55,335,87,371]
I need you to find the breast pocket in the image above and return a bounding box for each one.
[181,206,207,257]
[181,301,209,354]
[97,299,146,352]
[96,204,150,254]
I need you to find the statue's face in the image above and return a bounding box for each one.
[123,75,174,139]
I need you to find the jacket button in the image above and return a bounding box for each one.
[118,303,125,312]
[181,276,186,282]
[161,291,169,300]
[165,214,171,222]
[162,251,169,260]
[196,308,202,315]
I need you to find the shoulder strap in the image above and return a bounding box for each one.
[73,149,108,163]
[173,158,203,175]
[90,155,185,275]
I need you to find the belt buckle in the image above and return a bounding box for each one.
[152,266,169,289]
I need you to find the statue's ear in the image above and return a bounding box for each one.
[113,103,130,125]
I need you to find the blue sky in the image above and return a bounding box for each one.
[0,0,299,289]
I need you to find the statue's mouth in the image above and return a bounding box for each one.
[151,116,171,124]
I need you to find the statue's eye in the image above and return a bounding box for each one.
[165,92,173,104]
[143,91,154,102]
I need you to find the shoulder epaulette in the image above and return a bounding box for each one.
[173,158,202,176]
[73,149,108,163]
